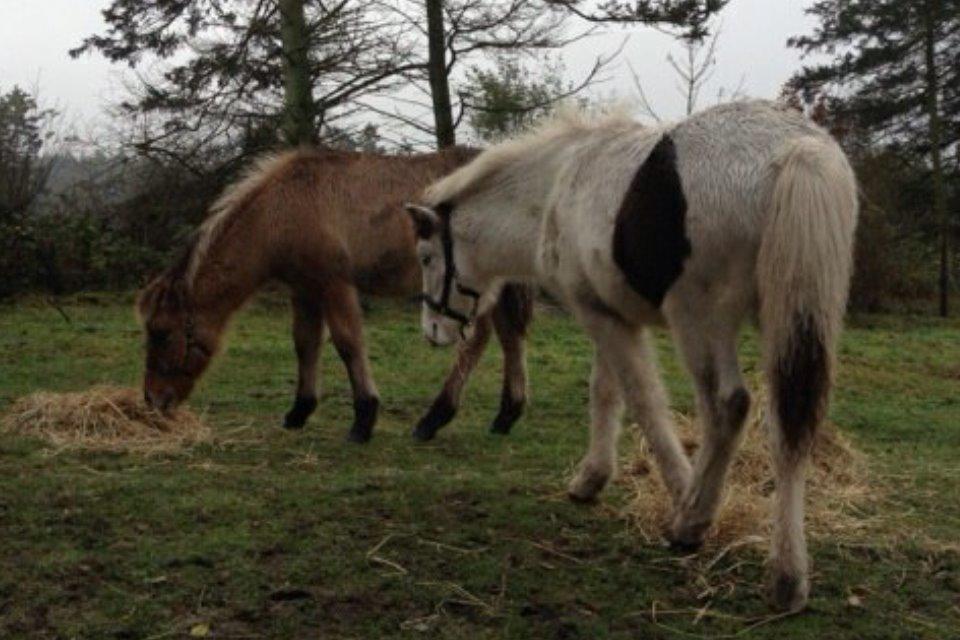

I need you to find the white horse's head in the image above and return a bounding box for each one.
[405,202,492,346]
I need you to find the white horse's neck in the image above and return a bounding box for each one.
[453,139,570,283]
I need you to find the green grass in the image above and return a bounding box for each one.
[1,294,958,639]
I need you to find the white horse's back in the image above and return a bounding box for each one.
[537,100,849,323]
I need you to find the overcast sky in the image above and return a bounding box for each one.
[0,0,820,143]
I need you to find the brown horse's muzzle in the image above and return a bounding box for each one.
[143,372,195,414]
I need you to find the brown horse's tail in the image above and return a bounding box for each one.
[497,283,534,336]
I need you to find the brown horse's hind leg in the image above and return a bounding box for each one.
[283,294,325,429]
[322,281,380,443]
[413,314,493,441]
[489,297,528,435]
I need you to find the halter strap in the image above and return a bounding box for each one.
[145,290,205,376]
[421,203,481,336]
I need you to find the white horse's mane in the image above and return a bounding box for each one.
[424,104,636,207]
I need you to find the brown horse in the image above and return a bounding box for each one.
[136,147,532,443]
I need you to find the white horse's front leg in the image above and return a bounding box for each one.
[568,352,623,502]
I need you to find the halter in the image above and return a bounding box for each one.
[146,286,206,376]
[420,203,482,337]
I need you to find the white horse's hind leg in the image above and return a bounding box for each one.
[568,353,624,502]
[768,428,811,611]
[666,306,750,549]
[577,311,692,505]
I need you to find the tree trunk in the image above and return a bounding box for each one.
[923,0,949,316]
[426,0,456,148]
[279,0,316,146]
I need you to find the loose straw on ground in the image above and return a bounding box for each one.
[622,384,877,550]
[1,386,210,454]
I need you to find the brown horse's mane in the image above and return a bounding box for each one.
[186,150,310,286]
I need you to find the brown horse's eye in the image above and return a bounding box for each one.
[189,342,210,359]
[149,330,170,347]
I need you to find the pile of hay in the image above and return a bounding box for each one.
[622,384,876,549]
[1,386,210,453]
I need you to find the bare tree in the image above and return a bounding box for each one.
[629,22,742,121]
[369,0,609,148]
[668,26,718,115]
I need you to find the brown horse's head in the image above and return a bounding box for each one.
[136,275,217,412]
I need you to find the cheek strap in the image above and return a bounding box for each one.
[421,205,482,335]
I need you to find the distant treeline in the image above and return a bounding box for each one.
[0,103,954,313]
[4,0,959,314]
[0,108,956,313]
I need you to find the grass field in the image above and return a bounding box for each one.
[1,293,958,639]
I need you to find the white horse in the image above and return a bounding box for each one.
[406,100,858,611]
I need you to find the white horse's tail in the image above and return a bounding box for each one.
[758,136,858,449]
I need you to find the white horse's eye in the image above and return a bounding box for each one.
[421,255,432,266]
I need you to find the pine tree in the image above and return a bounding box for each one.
[464,55,568,141]
[789,0,960,316]
[72,1,413,166]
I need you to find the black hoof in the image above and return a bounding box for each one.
[667,537,704,554]
[346,425,373,444]
[567,491,599,505]
[283,396,317,430]
[490,395,523,435]
[489,417,513,435]
[345,396,378,444]
[413,396,456,442]
[412,421,439,442]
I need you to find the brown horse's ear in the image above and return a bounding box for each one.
[405,203,440,239]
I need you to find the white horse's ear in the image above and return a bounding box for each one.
[405,203,440,239]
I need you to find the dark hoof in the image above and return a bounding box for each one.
[768,572,809,612]
[347,424,373,444]
[666,517,709,554]
[283,396,317,430]
[283,414,307,429]
[413,396,456,442]
[412,421,439,442]
[346,396,378,444]
[490,396,524,435]
[567,468,609,504]
[667,537,704,554]
[489,417,513,435]
[567,491,599,505]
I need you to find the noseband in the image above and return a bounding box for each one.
[146,287,206,376]
[421,203,481,336]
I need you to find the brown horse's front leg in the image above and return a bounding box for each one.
[284,294,324,429]
[323,282,380,443]
[413,314,493,441]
